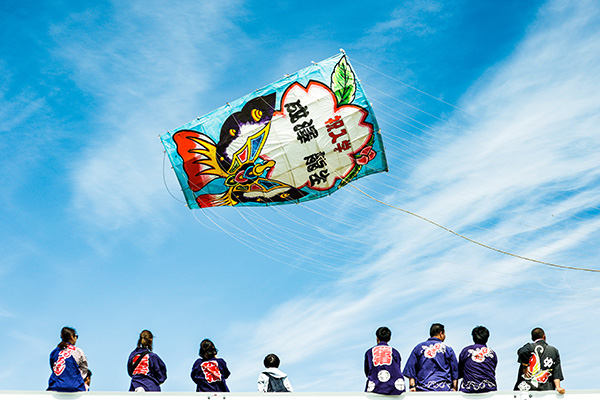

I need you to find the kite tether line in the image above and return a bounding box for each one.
[350,183,600,273]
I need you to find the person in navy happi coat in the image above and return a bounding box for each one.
[127,330,167,391]
[458,326,497,393]
[191,339,231,392]
[364,326,406,394]
[403,323,459,391]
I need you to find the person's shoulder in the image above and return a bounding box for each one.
[545,343,560,352]
[192,358,203,367]
[72,345,85,356]
[518,342,533,352]
[377,343,395,348]
[482,344,496,355]
[460,343,475,353]
[129,348,141,356]
[264,367,288,378]
[406,340,426,355]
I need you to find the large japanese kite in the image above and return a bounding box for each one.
[160,53,388,208]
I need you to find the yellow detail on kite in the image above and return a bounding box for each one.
[251,109,263,121]
[253,160,275,176]
[228,122,271,174]
[187,136,229,178]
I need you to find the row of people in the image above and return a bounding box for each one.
[364,323,565,395]
[47,327,291,393]
[47,324,564,394]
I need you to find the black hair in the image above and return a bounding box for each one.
[137,330,153,351]
[376,326,391,342]
[199,339,217,359]
[264,353,280,368]
[531,327,545,341]
[430,323,445,337]
[85,369,93,379]
[58,327,77,349]
[472,326,489,345]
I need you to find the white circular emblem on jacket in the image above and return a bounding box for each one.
[395,379,405,391]
[377,370,391,382]
[367,381,375,392]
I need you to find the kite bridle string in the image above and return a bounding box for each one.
[350,183,600,273]
[348,56,473,116]
[162,151,186,204]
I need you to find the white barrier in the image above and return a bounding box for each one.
[0,392,596,400]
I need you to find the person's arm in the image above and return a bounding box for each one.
[403,349,417,391]
[151,354,167,385]
[552,349,565,394]
[127,355,134,377]
[190,360,202,384]
[522,363,532,378]
[448,347,459,391]
[554,379,565,394]
[220,359,231,379]
[517,344,531,377]
[257,373,268,392]
[283,376,293,392]
[73,348,89,379]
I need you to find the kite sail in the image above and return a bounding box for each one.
[160,52,387,208]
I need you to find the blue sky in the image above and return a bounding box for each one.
[1,0,600,393]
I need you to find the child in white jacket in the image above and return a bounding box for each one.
[258,354,293,392]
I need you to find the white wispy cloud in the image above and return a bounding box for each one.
[368,0,446,39]
[53,1,247,229]
[224,0,600,391]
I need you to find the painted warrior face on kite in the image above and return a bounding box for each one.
[161,53,388,208]
[172,94,308,207]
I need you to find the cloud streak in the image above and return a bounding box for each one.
[223,0,600,391]
[55,1,247,229]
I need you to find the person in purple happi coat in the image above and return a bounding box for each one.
[127,330,167,392]
[364,326,406,394]
[403,323,458,391]
[191,339,231,392]
[458,326,497,393]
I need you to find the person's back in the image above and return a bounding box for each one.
[458,326,497,393]
[258,354,293,392]
[364,326,405,395]
[127,330,167,392]
[514,328,565,394]
[47,327,88,392]
[191,339,231,392]
[403,323,458,391]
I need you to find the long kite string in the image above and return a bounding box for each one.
[350,183,600,273]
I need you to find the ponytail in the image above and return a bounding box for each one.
[137,330,153,351]
[58,327,77,349]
